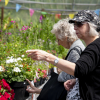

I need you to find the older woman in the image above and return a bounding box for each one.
[26,19,85,100]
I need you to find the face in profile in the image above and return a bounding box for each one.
[74,22,89,40]
[57,37,70,49]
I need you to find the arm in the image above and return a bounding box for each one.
[26,79,42,94]
[26,50,76,76]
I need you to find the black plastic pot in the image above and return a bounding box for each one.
[9,81,29,100]
[34,77,46,87]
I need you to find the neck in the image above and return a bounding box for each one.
[84,36,99,46]
[68,40,76,49]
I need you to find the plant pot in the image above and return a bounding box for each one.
[34,77,46,87]
[9,81,29,100]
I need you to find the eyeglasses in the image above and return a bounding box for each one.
[74,22,84,27]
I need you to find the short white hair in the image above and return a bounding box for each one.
[51,18,78,42]
[88,22,100,36]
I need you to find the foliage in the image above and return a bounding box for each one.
[0,55,35,83]
[0,13,67,83]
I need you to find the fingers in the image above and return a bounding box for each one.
[26,49,48,61]
[26,79,34,88]
[26,50,37,53]
[26,88,35,93]
[64,81,70,91]
[26,79,31,85]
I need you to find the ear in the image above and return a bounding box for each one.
[65,37,68,42]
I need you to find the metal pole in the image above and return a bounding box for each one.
[0,7,4,36]
[1,7,4,29]
[72,0,75,10]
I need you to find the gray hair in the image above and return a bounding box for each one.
[51,18,78,42]
[88,22,100,36]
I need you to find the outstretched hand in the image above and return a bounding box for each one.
[26,79,41,94]
[64,79,76,91]
[26,50,49,61]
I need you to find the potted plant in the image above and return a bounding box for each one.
[0,55,36,100]
[0,54,49,100]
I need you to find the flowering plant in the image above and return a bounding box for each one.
[0,55,36,83]
[0,79,15,100]
[0,54,49,84]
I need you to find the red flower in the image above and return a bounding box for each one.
[4,92,10,99]
[0,79,15,100]
[38,68,41,71]
[0,95,7,100]
[0,85,1,90]
[2,79,10,91]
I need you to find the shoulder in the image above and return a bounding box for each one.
[67,49,81,63]
[71,39,85,51]
[84,38,100,53]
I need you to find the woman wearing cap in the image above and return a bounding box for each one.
[26,10,100,100]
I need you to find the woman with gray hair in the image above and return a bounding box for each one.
[26,18,85,100]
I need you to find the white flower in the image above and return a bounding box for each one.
[7,56,10,59]
[6,60,11,64]
[15,63,19,66]
[6,58,17,64]
[13,67,21,72]
[17,57,22,61]
[0,66,3,72]
[21,55,25,57]
[19,65,23,67]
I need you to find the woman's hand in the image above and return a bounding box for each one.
[26,50,49,61]
[26,79,41,94]
[64,79,76,91]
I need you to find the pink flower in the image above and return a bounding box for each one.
[36,71,39,79]
[8,33,12,35]
[42,70,47,74]
[39,15,43,22]
[34,78,37,83]
[43,74,47,78]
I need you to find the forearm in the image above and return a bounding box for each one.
[26,50,76,76]
[46,54,76,76]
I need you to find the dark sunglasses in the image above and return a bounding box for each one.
[74,22,84,27]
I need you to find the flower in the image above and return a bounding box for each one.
[0,66,4,72]
[0,55,48,84]
[0,55,35,83]
[0,79,15,100]
[13,67,21,72]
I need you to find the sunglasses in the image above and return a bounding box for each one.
[74,22,84,27]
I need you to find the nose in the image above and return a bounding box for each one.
[74,25,78,30]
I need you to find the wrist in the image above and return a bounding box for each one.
[45,53,57,65]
